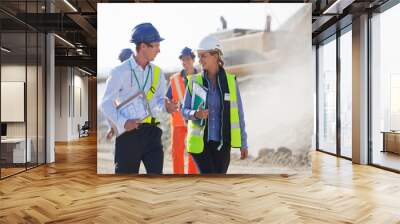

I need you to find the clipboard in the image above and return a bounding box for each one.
[116,90,153,122]
[191,82,208,127]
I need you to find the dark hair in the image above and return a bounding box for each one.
[210,50,224,67]
[179,53,195,60]
[135,43,142,52]
[136,42,156,52]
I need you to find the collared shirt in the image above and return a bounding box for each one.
[166,68,197,100]
[206,77,222,142]
[100,56,167,135]
[181,71,248,149]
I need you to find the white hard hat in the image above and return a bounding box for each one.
[197,35,223,52]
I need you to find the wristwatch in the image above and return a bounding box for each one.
[191,110,199,120]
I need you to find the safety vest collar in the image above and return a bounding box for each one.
[181,68,198,84]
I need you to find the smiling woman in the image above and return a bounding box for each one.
[180,35,249,174]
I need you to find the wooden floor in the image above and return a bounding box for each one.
[1,135,400,223]
[1,167,26,178]
[373,150,400,171]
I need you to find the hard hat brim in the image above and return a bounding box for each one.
[179,54,195,60]
[196,48,219,53]
[130,37,165,44]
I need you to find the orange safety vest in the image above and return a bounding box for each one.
[170,72,187,127]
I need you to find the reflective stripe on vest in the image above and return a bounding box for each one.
[186,72,242,154]
[226,73,242,148]
[142,65,160,124]
[186,74,204,153]
[173,74,184,103]
[170,73,186,127]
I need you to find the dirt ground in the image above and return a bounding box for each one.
[97,111,311,175]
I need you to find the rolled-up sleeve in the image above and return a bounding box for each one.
[100,69,127,135]
[236,80,248,149]
[181,82,197,120]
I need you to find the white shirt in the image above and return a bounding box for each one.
[100,56,167,135]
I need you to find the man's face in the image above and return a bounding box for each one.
[180,55,194,71]
[141,42,160,61]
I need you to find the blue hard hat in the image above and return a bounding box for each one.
[179,47,195,59]
[130,23,164,44]
[118,48,133,62]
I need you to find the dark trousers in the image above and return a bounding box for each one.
[190,141,231,174]
[115,124,163,174]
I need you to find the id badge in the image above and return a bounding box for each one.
[224,93,230,101]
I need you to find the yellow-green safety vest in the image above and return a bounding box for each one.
[186,72,242,154]
[142,65,160,124]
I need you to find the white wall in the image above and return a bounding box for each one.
[352,14,369,164]
[1,63,46,164]
[55,67,89,141]
[1,65,26,136]
[55,67,69,141]
[1,65,33,138]
[71,72,89,139]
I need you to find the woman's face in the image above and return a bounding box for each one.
[198,50,218,71]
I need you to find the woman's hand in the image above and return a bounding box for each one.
[194,103,208,119]
[240,148,248,160]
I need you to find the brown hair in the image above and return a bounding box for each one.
[210,49,224,67]
[135,43,153,52]
[135,43,142,52]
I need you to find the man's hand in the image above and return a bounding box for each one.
[165,98,179,113]
[194,103,208,119]
[240,148,248,160]
[124,119,139,131]
[106,128,114,140]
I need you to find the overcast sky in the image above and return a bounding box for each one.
[97,3,305,78]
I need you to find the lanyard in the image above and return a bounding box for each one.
[129,60,151,91]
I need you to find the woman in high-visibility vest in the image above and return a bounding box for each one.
[166,47,198,174]
[181,35,248,174]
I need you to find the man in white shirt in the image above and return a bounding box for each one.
[101,23,178,174]
[106,48,134,140]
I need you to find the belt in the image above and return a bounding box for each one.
[120,122,159,138]
[138,123,159,128]
[138,120,160,128]
[142,117,159,125]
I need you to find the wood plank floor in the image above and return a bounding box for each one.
[1,134,400,223]
[1,167,26,178]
